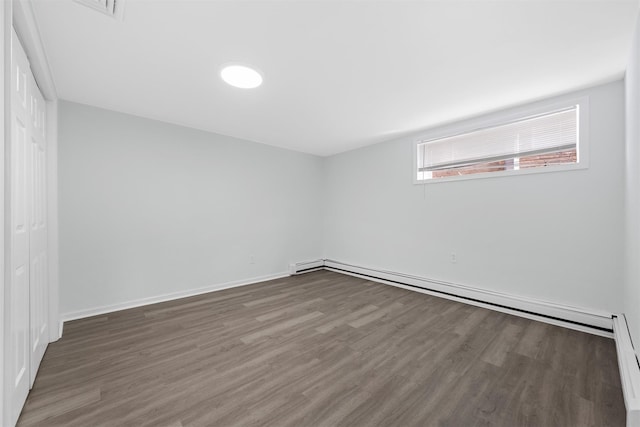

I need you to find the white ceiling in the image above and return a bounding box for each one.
[33,0,639,156]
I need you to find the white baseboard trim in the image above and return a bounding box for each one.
[58,321,64,340]
[60,271,289,323]
[613,315,640,427]
[289,259,325,275]
[322,259,613,337]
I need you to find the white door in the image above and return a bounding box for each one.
[28,70,48,386]
[7,28,49,426]
[8,28,32,427]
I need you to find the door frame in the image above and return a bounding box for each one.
[0,1,8,426]
[3,0,58,425]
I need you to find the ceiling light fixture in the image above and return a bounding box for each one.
[220,64,263,89]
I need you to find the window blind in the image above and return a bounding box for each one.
[418,106,578,172]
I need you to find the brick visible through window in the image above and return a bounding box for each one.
[519,149,577,169]
[431,149,577,178]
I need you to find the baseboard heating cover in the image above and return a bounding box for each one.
[301,259,613,336]
[613,315,640,427]
[289,259,325,275]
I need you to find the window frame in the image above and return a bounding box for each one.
[413,96,590,184]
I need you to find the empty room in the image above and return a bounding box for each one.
[2,0,640,426]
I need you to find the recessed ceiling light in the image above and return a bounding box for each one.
[220,64,263,89]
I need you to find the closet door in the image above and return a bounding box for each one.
[6,28,48,425]
[7,28,31,426]
[28,71,48,386]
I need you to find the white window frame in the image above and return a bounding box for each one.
[413,96,590,184]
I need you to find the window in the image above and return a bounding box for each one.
[415,99,587,182]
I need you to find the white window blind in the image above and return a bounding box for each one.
[417,106,578,172]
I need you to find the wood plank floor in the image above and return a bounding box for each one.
[18,270,625,426]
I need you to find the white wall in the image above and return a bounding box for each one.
[625,11,640,355]
[46,100,59,340]
[324,81,625,315]
[0,1,6,423]
[58,101,323,317]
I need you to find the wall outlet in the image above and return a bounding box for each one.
[249,255,255,264]
[450,253,457,264]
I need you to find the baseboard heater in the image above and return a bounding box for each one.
[613,315,640,427]
[291,259,614,335]
[289,259,325,275]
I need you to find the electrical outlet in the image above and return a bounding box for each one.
[450,253,457,264]
[250,255,255,264]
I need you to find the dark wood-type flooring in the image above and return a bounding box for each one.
[18,270,625,426]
